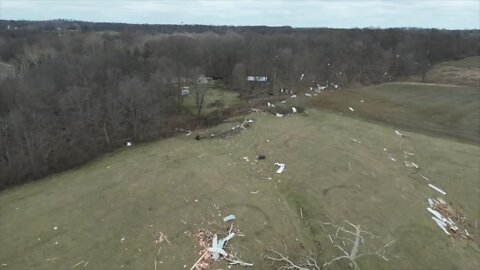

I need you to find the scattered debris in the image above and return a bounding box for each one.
[276,113,284,117]
[421,175,430,181]
[176,128,193,136]
[126,141,132,147]
[394,130,404,137]
[242,156,249,162]
[281,100,286,104]
[348,107,354,112]
[72,260,85,268]
[192,221,252,270]
[360,99,365,103]
[120,236,125,243]
[428,184,447,195]
[274,163,286,174]
[305,93,312,97]
[46,258,59,261]
[250,190,259,194]
[404,161,419,169]
[291,107,297,113]
[427,198,471,239]
[291,95,297,98]
[53,226,58,230]
[388,156,397,162]
[352,138,361,144]
[223,215,236,222]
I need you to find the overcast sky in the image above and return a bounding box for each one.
[1,0,478,29]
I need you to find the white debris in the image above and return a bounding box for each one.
[126,142,132,147]
[404,161,419,169]
[250,190,259,194]
[274,163,285,174]
[428,184,447,195]
[291,107,297,113]
[275,113,284,117]
[388,156,397,162]
[300,73,304,80]
[281,100,286,104]
[352,138,361,144]
[121,236,125,243]
[305,93,312,97]
[208,233,233,261]
[395,130,404,137]
[291,95,297,98]
[432,217,450,235]
[360,99,365,103]
[242,156,249,162]
[348,107,354,112]
[53,226,58,230]
[223,214,236,222]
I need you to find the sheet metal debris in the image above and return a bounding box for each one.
[223,215,236,222]
[274,163,285,174]
[427,197,471,239]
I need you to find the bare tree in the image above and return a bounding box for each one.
[322,220,396,270]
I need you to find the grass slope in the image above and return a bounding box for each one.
[1,106,479,269]
[313,82,480,144]
[425,56,480,86]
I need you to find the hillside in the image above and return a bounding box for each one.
[424,56,480,86]
[1,86,479,269]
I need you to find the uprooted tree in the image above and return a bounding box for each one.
[266,220,396,270]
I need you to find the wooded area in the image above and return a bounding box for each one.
[0,20,478,189]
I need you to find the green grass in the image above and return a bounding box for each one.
[182,81,242,116]
[1,102,479,269]
[313,82,480,144]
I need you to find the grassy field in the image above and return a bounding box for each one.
[425,56,480,86]
[312,82,480,144]
[1,90,479,270]
[182,81,242,116]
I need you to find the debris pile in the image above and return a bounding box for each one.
[191,218,253,270]
[427,198,472,239]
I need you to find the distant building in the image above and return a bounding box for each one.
[247,76,268,82]
[197,75,208,84]
[181,86,190,96]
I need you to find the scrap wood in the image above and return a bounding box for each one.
[427,198,472,240]
[428,184,447,195]
[72,260,85,268]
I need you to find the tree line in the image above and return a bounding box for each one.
[0,20,478,189]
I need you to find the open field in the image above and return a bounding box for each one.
[312,82,480,144]
[182,81,242,116]
[1,84,479,269]
[425,56,480,86]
